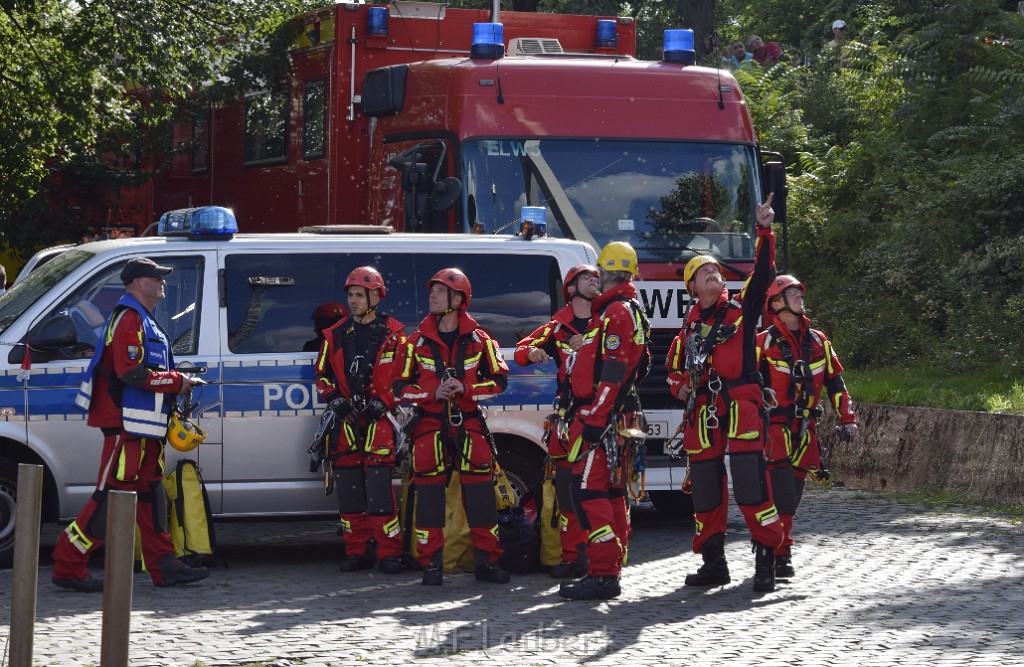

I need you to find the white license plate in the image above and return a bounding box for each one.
[645,421,669,438]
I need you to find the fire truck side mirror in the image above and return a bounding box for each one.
[762,156,787,225]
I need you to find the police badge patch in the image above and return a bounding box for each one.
[127,345,141,360]
[605,334,621,350]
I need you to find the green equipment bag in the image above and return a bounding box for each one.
[163,458,218,568]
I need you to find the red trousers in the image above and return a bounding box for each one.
[410,415,501,567]
[567,420,628,577]
[51,432,179,585]
[547,424,588,564]
[332,416,402,560]
[683,386,785,553]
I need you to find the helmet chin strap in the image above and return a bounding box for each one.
[571,279,596,302]
[775,294,804,317]
[355,288,378,323]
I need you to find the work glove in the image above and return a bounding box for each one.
[836,423,856,443]
[581,423,605,445]
[329,397,353,420]
[364,398,388,421]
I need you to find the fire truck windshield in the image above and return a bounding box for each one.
[461,139,760,264]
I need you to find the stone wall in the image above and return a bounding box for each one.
[817,404,1024,505]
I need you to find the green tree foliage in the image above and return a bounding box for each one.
[0,0,319,258]
[731,0,1024,372]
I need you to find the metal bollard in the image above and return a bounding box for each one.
[8,463,44,667]
[100,490,136,667]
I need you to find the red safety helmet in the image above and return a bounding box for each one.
[428,268,472,309]
[766,274,805,302]
[562,264,599,303]
[311,302,347,330]
[345,266,387,299]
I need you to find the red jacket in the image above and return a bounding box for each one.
[570,281,648,429]
[513,304,589,383]
[666,225,775,397]
[757,315,856,425]
[314,314,406,409]
[394,310,508,414]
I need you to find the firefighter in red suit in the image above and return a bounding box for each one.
[757,274,858,578]
[393,268,511,586]
[666,194,784,592]
[52,257,208,592]
[315,267,407,574]
[514,264,599,579]
[558,242,650,601]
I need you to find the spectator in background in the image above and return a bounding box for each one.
[826,20,847,48]
[748,35,784,68]
[723,40,754,69]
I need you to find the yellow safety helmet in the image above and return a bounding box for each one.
[597,241,639,276]
[166,410,207,452]
[683,254,721,290]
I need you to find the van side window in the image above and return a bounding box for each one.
[28,256,203,361]
[224,252,561,354]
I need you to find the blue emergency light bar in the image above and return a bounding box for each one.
[158,206,238,239]
[663,29,696,65]
[471,22,504,60]
[595,20,617,48]
[367,6,387,35]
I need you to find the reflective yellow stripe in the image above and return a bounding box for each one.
[65,521,94,554]
[755,505,779,525]
[588,525,615,543]
[415,528,429,544]
[383,517,401,538]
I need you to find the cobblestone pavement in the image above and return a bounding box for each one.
[2,487,1023,666]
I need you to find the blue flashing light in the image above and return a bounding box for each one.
[663,29,696,65]
[367,6,388,36]
[520,206,547,239]
[471,22,504,60]
[595,20,618,48]
[158,206,238,239]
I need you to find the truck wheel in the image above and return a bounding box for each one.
[648,490,694,523]
[495,447,544,506]
[0,458,19,568]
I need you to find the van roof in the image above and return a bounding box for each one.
[82,232,598,256]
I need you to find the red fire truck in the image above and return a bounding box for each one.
[144,2,636,232]
[147,2,789,511]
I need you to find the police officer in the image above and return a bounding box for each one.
[758,274,858,578]
[666,194,784,592]
[315,267,407,574]
[393,268,511,586]
[559,243,650,601]
[514,264,599,579]
[52,257,208,591]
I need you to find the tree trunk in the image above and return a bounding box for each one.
[678,0,717,58]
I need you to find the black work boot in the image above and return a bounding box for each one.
[549,559,587,579]
[421,551,443,586]
[339,554,373,572]
[475,562,511,584]
[775,552,795,579]
[155,553,210,587]
[684,533,730,587]
[752,541,776,592]
[52,574,104,593]
[558,575,621,600]
[378,556,405,574]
